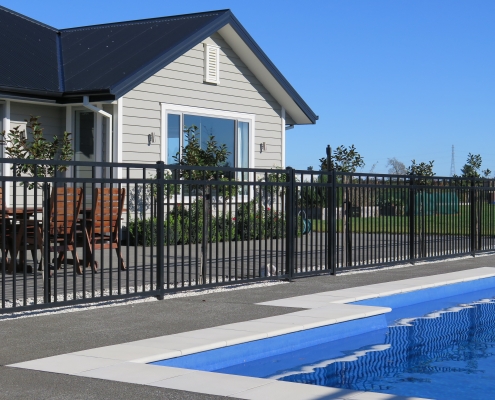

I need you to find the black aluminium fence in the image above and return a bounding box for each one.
[1,157,495,313]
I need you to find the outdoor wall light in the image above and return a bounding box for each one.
[260,142,266,153]
[148,132,155,146]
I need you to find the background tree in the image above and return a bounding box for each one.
[459,153,491,179]
[456,153,491,252]
[319,144,365,173]
[406,159,435,257]
[386,157,407,175]
[406,159,435,186]
[319,145,365,267]
[406,159,435,177]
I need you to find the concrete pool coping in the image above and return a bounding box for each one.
[8,267,495,400]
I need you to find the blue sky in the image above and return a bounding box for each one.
[5,0,494,176]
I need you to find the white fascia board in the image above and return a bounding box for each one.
[218,24,312,125]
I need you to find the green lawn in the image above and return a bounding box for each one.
[311,204,495,234]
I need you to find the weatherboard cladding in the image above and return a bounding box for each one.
[123,33,284,167]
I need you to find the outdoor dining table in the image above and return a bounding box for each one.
[1,200,127,274]
[0,207,43,274]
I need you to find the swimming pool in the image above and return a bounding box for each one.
[153,277,495,400]
[11,268,495,400]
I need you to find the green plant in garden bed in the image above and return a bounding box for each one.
[127,197,298,245]
[235,200,287,240]
[127,201,237,246]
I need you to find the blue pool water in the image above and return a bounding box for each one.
[153,278,495,400]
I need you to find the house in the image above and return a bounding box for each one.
[0,6,317,204]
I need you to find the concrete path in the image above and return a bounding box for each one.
[1,255,494,399]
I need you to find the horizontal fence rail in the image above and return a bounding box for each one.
[1,157,495,312]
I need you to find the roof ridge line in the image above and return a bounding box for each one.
[0,5,59,32]
[60,9,229,32]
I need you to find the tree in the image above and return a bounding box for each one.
[173,125,235,283]
[0,116,73,189]
[406,159,435,177]
[406,159,435,257]
[459,153,491,179]
[386,157,407,175]
[174,125,230,181]
[319,145,365,267]
[406,159,435,187]
[1,116,73,273]
[319,144,365,173]
[457,153,491,252]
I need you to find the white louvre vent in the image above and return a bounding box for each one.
[204,44,220,84]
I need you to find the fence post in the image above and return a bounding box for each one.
[329,168,337,274]
[325,145,336,274]
[285,166,295,280]
[43,182,51,303]
[409,178,415,263]
[156,161,165,299]
[470,178,476,256]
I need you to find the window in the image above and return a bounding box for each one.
[162,105,254,169]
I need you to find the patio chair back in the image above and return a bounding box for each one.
[85,187,126,271]
[92,187,125,243]
[49,186,83,239]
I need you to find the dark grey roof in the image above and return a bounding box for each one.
[0,7,60,94]
[0,6,317,123]
[60,11,227,93]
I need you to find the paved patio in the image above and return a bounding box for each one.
[1,254,494,399]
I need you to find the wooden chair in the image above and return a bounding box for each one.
[48,186,84,274]
[85,187,126,271]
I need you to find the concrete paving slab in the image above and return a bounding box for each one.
[10,354,122,375]
[177,327,267,343]
[77,362,193,384]
[221,320,303,337]
[73,343,182,362]
[150,370,272,397]
[124,335,227,357]
[253,314,335,327]
[258,297,333,309]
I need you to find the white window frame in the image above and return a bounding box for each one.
[160,104,255,169]
[160,104,255,203]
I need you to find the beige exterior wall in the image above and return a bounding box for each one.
[10,102,65,141]
[3,102,65,205]
[122,32,290,168]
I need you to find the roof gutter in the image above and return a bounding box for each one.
[83,96,113,162]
